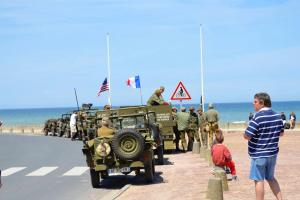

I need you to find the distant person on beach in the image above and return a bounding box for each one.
[244,92,284,200]
[70,111,78,141]
[0,120,3,127]
[211,129,237,180]
[249,112,254,121]
[289,112,296,129]
[280,112,287,126]
[205,103,219,148]
[147,87,169,106]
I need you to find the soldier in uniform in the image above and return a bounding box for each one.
[197,107,207,148]
[188,106,199,150]
[172,107,180,151]
[205,103,219,148]
[176,107,191,152]
[147,87,169,106]
[97,117,114,137]
[103,105,111,111]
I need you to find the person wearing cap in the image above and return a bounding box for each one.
[97,117,114,137]
[147,87,169,106]
[197,107,208,147]
[205,103,219,148]
[172,107,180,151]
[188,106,199,150]
[103,104,111,111]
[176,107,191,152]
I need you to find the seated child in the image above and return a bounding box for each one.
[211,129,237,180]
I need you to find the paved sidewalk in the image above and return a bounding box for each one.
[117,131,300,200]
[117,152,212,200]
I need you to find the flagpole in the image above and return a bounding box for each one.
[200,25,205,112]
[138,75,143,105]
[139,88,143,105]
[106,33,112,106]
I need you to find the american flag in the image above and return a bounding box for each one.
[97,78,109,96]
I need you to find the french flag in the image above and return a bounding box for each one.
[127,75,141,88]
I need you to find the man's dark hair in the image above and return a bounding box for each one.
[254,92,272,107]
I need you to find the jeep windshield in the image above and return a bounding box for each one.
[121,116,145,129]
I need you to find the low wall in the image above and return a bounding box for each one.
[0,125,44,135]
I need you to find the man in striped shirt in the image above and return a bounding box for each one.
[244,92,284,200]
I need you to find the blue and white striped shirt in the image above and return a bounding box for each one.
[245,107,284,158]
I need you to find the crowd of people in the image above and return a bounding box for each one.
[149,87,286,199]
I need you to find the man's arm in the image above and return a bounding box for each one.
[243,134,251,140]
[280,131,284,137]
[244,118,258,140]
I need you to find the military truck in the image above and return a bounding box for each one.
[58,113,72,138]
[147,105,176,151]
[43,119,58,136]
[76,104,98,140]
[82,106,165,187]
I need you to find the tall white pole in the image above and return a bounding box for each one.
[200,25,205,112]
[106,33,112,106]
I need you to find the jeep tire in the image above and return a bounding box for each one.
[156,145,164,165]
[145,152,155,183]
[90,169,100,188]
[112,129,145,160]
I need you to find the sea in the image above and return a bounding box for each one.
[0,101,299,126]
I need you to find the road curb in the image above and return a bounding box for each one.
[101,184,131,200]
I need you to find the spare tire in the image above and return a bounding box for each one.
[112,129,145,160]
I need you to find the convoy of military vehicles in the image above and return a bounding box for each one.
[43,104,176,187]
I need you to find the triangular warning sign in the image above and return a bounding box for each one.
[170,81,192,100]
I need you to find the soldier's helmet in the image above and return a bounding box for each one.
[208,103,214,109]
[155,89,161,94]
[189,106,195,111]
[181,107,186,112]
[197,107,203,112]
[103,105,111,110]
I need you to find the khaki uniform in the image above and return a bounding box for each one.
[198,112,207,147]
[172,111,180,151]
[188,111,199,150]
[205,108,219,147]
[147,93,164,106]
[176,112,190,151]
[97,126,114,137]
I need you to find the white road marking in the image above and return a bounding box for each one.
[63,167,89,176]
[26,167,58,176]
[2,167,27,176]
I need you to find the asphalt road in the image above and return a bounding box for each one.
[0,134,141,200]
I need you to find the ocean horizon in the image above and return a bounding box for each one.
[0,101,299,126]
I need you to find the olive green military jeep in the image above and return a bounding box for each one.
[82,106,164,188]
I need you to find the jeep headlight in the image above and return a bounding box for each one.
[95,142,111,157]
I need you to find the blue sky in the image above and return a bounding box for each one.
[0,0,299,108]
